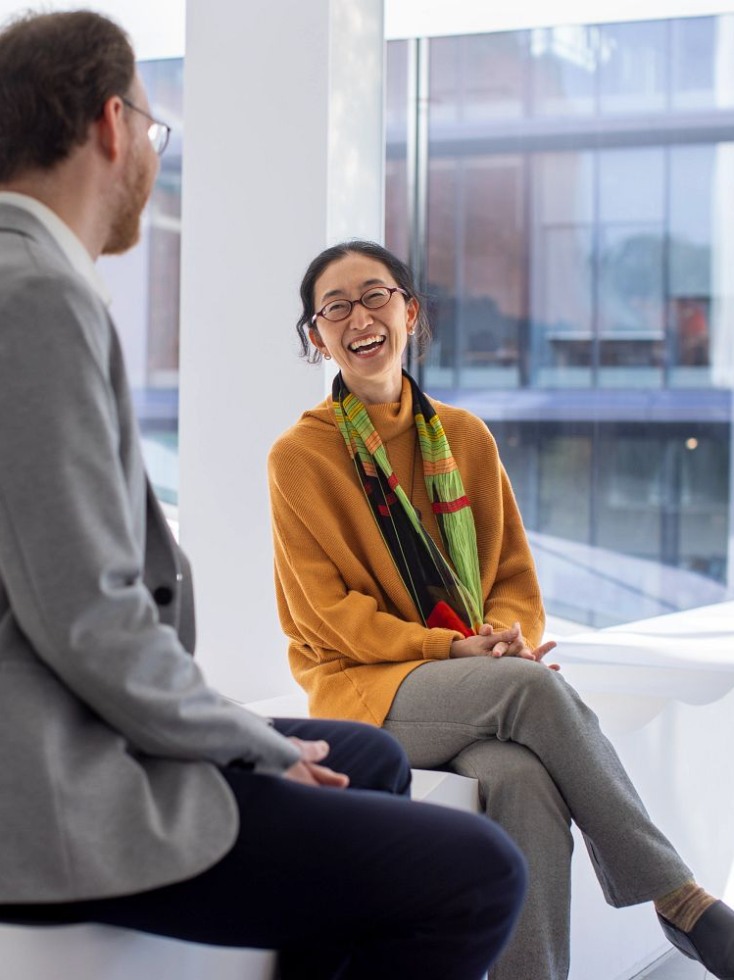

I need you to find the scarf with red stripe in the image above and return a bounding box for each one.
[332,370,483,636]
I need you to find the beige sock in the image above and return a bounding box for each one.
[654,881,717,933]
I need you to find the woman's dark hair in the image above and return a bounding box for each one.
[0,11,135,182]
[296,240,431,364]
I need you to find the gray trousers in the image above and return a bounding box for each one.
[384,657,692,980]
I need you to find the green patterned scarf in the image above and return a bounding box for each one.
[332,370,483,636]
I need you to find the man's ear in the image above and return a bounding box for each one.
[95,94,126,162]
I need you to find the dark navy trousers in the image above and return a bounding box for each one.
[1,719,526,980]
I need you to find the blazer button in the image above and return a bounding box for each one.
[153,585,174,606]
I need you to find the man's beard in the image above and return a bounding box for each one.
[102,143,153,256]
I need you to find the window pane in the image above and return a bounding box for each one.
[531,26,597,117]
[598,149,665,387]
[532,152,594,388]
[386,19,734,627]
[669,145,714,385]
[429,32,528,125]
[100,58,182,505]
[599,20,668,114]
[679,430,729,581]
[538,430,591,544]
[385,40,410,262]
[424,156,526,389]
[671,15,734,110]
[596,431,663,560]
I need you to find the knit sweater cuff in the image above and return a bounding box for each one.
[421,628,461,661]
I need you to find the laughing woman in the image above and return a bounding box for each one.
[267,240,734,980]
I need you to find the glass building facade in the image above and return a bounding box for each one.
[102,58,183,506]
[113,13,734,626]
[386,15,734,626]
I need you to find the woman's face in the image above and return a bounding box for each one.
[309,252,418,404]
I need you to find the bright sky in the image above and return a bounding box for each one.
[0,0,731,59]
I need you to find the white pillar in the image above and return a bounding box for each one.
[179,0,384,701]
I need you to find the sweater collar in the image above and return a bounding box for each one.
[355,375,415,441]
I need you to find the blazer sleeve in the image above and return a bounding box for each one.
[0,270,298,774]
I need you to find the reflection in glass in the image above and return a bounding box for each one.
[669,145,714,385]
[599,20,667,114]
[424,155,526,389]
[671,15,734,110]
[385,16,734,624]
[531,26,597,117]
[385,41,410,262]
[100,58,182,505]
[532,152,594,387]
[429,32,528,124]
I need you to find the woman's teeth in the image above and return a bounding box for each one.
[349,335,386,353]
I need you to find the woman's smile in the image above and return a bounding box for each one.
[310,252,417,404]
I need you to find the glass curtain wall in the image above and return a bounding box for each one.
[100,58,183,505]
[386,16,734,627]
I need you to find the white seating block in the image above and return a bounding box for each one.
[0,922,276,980]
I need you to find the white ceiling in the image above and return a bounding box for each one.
[0,1,730,60]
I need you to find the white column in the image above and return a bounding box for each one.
[179,0,384,701]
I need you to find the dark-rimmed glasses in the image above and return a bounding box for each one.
[121,97,171,156]
[311,286,408,325]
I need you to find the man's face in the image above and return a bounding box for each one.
[102,75,159,256]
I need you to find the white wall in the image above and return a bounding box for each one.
[4,1,731,56]
[177,0,384,701]
[0,0,184,58]
[385,0,734,38]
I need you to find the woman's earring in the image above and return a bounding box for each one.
[323,352,332,360]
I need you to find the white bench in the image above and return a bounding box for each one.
[247,605,734,980]
[5,601,733,980]
[0,705,478,980]
[0,923,276,980]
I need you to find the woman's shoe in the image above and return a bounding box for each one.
[658,900,734,979]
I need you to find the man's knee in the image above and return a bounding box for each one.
[450,812,529,927]
[308,718,411,795]
[364,725,412,795]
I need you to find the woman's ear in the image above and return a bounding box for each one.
[406,297,419,334]
[309,326,328,357]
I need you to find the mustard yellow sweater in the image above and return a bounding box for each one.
[268,376,545,726]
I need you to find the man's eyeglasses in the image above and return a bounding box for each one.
[121,97,171,156]
[311,286,409,325]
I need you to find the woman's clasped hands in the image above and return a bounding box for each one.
[450,622,560,670]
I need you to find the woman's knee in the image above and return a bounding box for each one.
[452,740,572,832]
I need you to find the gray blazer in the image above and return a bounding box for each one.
[0,203,299,903]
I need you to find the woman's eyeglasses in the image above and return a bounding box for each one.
[312,286,408,325]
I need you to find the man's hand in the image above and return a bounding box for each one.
[450,622,560,670]
[282,737,350,788]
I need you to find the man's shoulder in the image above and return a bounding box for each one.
[0,254,106,328]
[1,217,72,291]
[0,221,103,314]
[0,236,111,374]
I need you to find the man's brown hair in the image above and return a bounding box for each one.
[0,10,135,182]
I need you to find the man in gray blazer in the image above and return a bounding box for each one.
[0,10,528,978]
